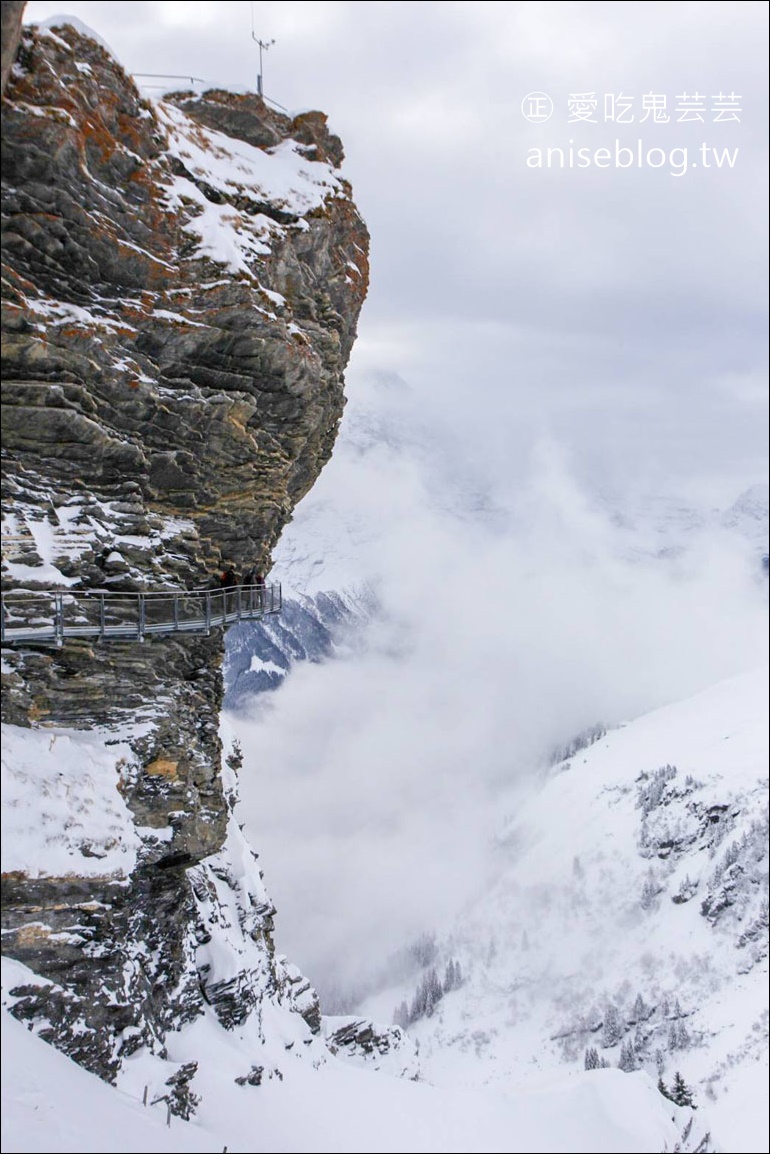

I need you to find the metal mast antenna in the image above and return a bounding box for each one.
[251,2,275,97]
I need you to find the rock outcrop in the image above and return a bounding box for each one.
[1,16,368,1090]
[324,1016,419,1078]
[0,0,24,96]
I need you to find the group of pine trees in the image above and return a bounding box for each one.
[583,993,693,1074]
[393,958,463,1029]
[658,1071,696,1108]
[549,722,606,766]
[635,764,679,816]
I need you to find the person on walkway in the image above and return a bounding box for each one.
[219,566,239,614]
[242,565,265,610]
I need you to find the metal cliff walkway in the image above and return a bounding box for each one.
[0,584,281,646]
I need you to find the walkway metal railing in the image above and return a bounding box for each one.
[0,583,281,646]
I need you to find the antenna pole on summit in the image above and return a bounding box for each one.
[251,2,275,97]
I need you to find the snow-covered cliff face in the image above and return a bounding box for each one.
[0,15,368,1087]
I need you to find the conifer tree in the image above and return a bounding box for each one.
[601,1003,623,1048]
[671,1071,695,1108]
[675,1020,691,1050]
[618,1040,637,1072]
[424,967,443,1017]
[632,993,649,1023]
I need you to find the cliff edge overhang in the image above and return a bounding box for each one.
[1,16,369,1086]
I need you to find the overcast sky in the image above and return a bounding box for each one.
[24,0,769,501]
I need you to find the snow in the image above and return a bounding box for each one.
[32,24,71,52]
[1,500,97,585]
[360,666,768,1154]
[705,1057,769,1154]
[158,102,343,217]
[24,297,136,332]
[1,981,697,1154]
[2,497,198,589]
[26,516,84,565]
[111,235,176,272]
[8,101,79,129]
[155,100,343,277]
[2,561,79,587]
[34,15,118,59]
[168,181,271,274]
[1,723,144,879]
[3,18,766,1150]
[5,625,762,1154]
[248,655,285,677]
[151,308,210,328]
[260,286,287,308]
[229,377,765,1152]
[3,690,743,1152]
[0,1006,214,1154]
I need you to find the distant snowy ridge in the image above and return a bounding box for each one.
[224,585,376,709]
[605,483,769,563]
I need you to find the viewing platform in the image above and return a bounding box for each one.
[0,584,281,646]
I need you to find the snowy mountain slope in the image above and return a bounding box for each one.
[223,587,374,709]
[2,981,709,1154]
[359,666,768,1154]
[604,483,769,566]
[720,483,769,541]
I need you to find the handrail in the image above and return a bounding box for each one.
[0,583,281,646]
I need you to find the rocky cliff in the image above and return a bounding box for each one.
[0,1,24,96]
[1,15,368,1093]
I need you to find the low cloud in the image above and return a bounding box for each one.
[232,409,768,1001]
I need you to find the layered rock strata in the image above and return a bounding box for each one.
[1,17,368,1086]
